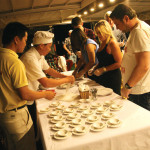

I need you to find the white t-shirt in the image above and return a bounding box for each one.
[21,47,49,104]
[122,20,150,94]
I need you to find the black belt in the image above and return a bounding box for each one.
[8,105,26,111]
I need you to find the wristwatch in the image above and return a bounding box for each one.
[125,83,132,89]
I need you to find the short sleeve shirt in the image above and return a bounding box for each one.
[122,21,150,94]
[21,47,49,92]
[0,48,28,113]
[62,37,73,53]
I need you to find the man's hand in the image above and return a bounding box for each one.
[66,75,75,84]
[121,87,132,99]
[44,90,56,100]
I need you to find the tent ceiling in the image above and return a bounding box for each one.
[0,0,150,29]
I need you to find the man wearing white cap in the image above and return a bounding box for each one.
[20,31,75,135]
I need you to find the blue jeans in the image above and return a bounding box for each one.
[129,92,150,111]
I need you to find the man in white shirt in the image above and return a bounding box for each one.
[21,31,75,134]
[110,4,150,110]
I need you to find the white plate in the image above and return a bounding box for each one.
[110,104,123,111]
[49,102,60,107]
[56,105,65,110]
[78,105,88,111]
[72,125,87,135]
[69,118,82,127]
[90,122,106,132]
[52,122,66,131]
[82,110,94,117]
[69,102,80,108]
[103,100,114,106]
[63,108,74,114]
[107,119,122,128]
[66,113,79,120]
[50,116,64,123]
[101,112,115,120]
[91,103,101,109]
[48,110,61,117]
[97,88,113,96]
[54,130,72,140]
[86,115,99,123]
[39,107,50,113]
[96,106,108,114]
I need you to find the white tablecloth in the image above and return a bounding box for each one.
[36,78,150,150]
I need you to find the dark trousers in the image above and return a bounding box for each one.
[27,102,37,137]
[129,92,150,111]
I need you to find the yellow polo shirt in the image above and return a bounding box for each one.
[0,48,28,113]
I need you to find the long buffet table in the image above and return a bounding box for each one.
[36,72,150,150]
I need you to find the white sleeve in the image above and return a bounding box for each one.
[132,29,150,53]
[42,56,50,70]
[23,57,46,81]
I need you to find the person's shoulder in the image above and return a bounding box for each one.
[109,38,118,47]
[20,47,35,60]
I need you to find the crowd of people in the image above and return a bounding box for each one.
[0,3,150,150]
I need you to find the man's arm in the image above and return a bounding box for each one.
[121,51,150,98]
[127,51,150,87]
[38,75,75,88]
[17,86,55,101]
[44,67,67,78]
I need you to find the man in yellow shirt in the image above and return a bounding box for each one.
[0,22,56,150]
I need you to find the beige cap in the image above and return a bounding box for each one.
[33,31,54,45]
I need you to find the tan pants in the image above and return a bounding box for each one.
[0,106,36,150]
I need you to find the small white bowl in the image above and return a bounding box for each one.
[68,113,78,119]
[64,108,74,113]
[55,122,66,129]
[72,118,82,125]
[74,125,86,133]
[53,115,63,121]
[50,101,60,107]
[108,118,120,125]
[57,130,68,137]
[79,105,88,110]
[49,110,60,116]
[92,122,105,129]
[82,110,93,115]
[102,112,114,118]
[104,100,114,106]
[91,103,101,108]
[87,115,98,122]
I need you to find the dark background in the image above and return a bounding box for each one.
[24,22,95,58]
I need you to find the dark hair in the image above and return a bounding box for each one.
[71,17,82,27]
[71,28,87,53]
[2,22,28,46]
[110,4,137,21]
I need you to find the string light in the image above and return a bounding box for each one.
[90,8,95,12]
[83,11,88,15]
[110,0,115,2]
[98,3,104,8]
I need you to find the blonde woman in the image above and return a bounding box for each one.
[89,20,122,94]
